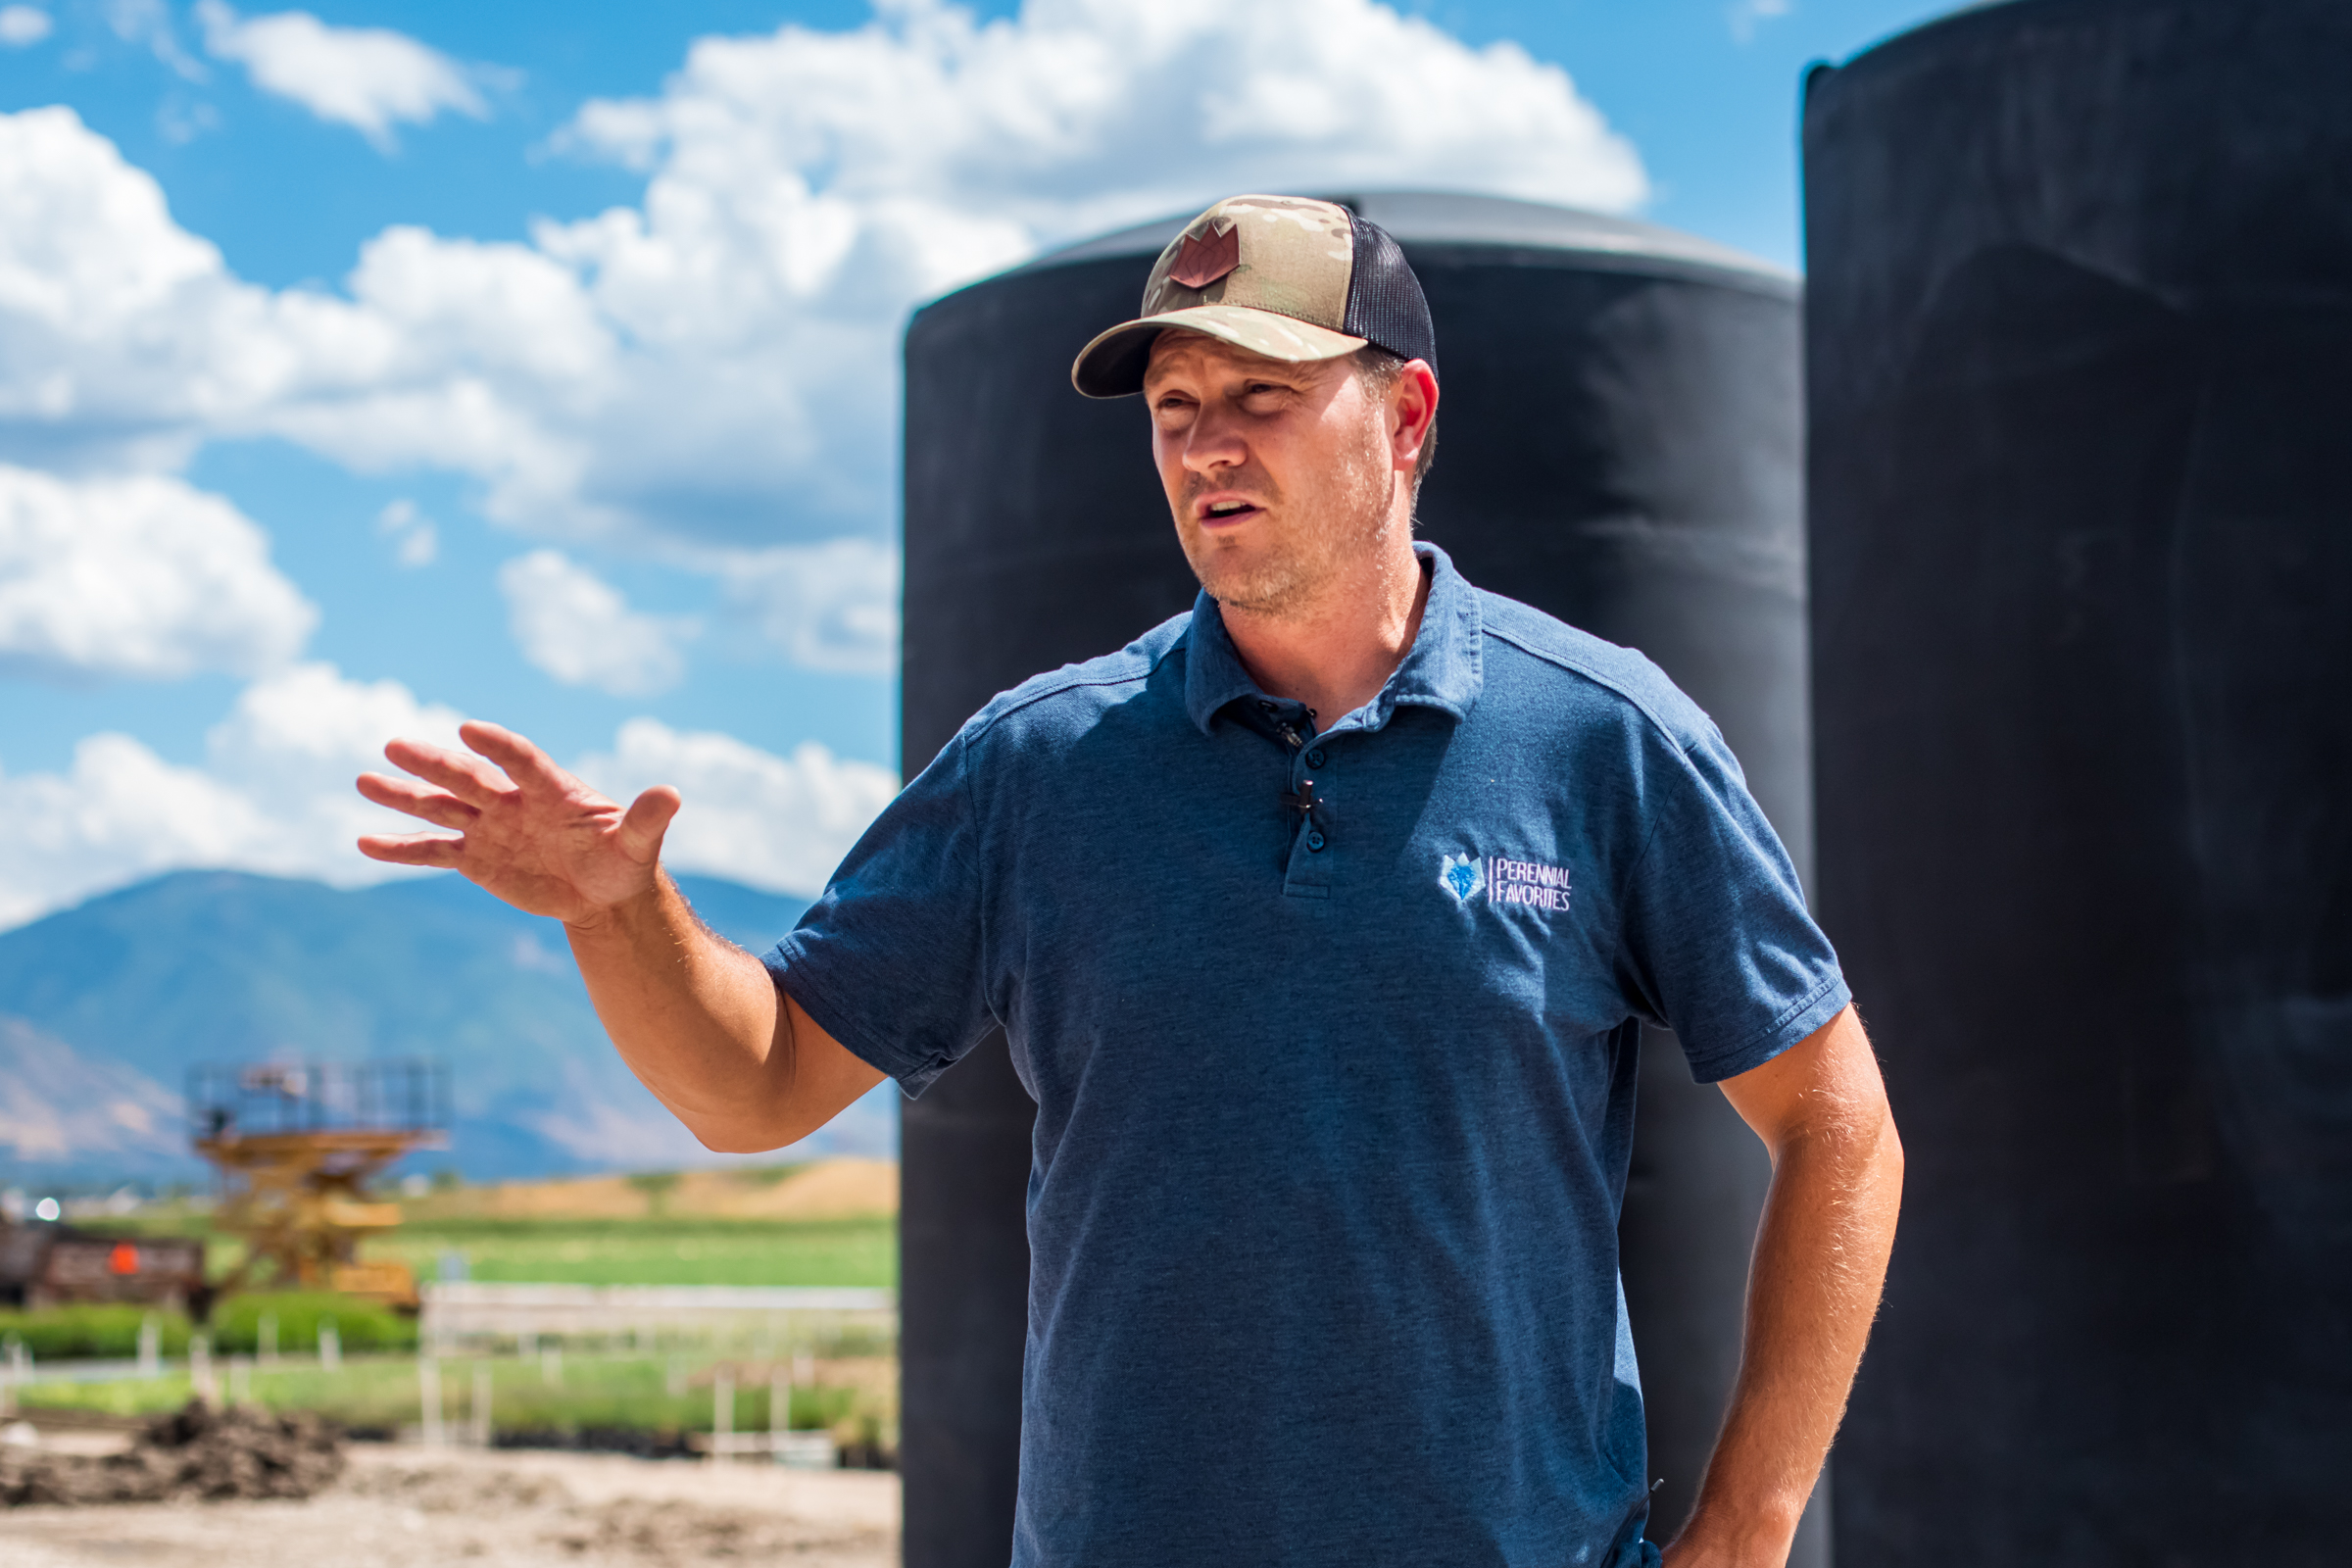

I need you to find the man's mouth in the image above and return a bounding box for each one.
[1199,498,1262,525]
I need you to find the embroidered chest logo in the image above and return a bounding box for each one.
[1440,852,1572,912]
[1439,853,1485,905]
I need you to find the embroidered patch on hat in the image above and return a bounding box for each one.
[1168,221,1241,289]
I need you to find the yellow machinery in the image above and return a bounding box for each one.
[190,1060,449,1313]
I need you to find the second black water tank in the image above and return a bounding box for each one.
[1805,1,2352,1559]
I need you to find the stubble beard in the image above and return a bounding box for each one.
[1179,430,1396,619]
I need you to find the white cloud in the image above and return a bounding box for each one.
[0,732,266,927]
[0,106,388,477]
[106,0,207,80]
[1727,0,1791,43]
[375,497,437,566]
[0,665,897,927]
[204,662,470,848]
[719,539,899,675]
[0,7,53,48]
[574,718,899,899]
[0,463,317,679]
[498,549,697,697]
[157,96,224,147]
[194,2,490,152]
[0,663,466,926]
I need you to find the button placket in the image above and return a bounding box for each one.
[1247,695,1331,897]
[1291,740,1330,859]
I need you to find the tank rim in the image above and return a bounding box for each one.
[1807,0,2150,104]
[907,190,1798,317]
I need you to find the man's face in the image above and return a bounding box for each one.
[1143,331,1396,616]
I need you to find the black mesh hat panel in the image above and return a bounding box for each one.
[1344,215,1440,380]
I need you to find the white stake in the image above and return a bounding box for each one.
[712,1365,734,1463]
[318,1320,341,1371]
[137,1314,161,1377]
[190,1334,216,1407]
[471,1361,493,1448]
[418,1355,445,1447]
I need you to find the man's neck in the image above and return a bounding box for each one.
[1220,537,1431,726]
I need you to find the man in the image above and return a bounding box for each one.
[358,194,1902,1568]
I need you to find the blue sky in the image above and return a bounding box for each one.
[0,0,1953,926]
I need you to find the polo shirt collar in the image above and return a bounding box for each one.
[1182,541,1485,735]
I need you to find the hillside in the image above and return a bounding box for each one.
[0,870,897,1184]
[0,1015,183,1175]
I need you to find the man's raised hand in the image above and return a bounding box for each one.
[356,720,681,926]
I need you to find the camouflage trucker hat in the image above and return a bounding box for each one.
[1070,194,1438,399]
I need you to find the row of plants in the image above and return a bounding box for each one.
[11,1350,892,1451]
[0,1292,417,1361]
[102,1213,899,1290]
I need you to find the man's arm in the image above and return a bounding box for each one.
[1663,1004,1903,1568]
[562,877,884,1152]
[356,720,882,1152]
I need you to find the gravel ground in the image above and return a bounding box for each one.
[0,1438,901,1568]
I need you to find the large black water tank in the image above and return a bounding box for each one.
[901,191,1821,1568]
[1805,2,2352,1560]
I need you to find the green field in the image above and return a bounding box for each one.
[377,1217,896,1289]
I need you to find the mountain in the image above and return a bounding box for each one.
[0,1016,184,1180]
[0,870,897,1184]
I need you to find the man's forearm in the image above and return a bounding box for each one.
[562,871,796,1152]
[1670,1078,1904,1564]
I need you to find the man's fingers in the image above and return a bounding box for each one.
[615,785,682,864]
[357,832,466,868]
[358,772,480,831]
[462,720,574,797]
[384,737,512,808]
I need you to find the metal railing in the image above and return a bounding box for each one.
[186,1059,450,1140]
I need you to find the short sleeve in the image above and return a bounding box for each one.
[1615,723,1850,1083]
[764,726,1000,1098]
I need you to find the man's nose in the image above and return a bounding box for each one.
[1180,403,1247,474]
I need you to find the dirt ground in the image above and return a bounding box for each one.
[1,1437,901,1568]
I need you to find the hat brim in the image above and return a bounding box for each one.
[1070,305,1367,399]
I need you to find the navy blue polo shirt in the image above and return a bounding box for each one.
[768,543,1848,1568]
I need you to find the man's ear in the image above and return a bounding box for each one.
[1391,360,1440,470]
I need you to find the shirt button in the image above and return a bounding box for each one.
[1305,748,1327,767]
[1306,831,1327,852]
